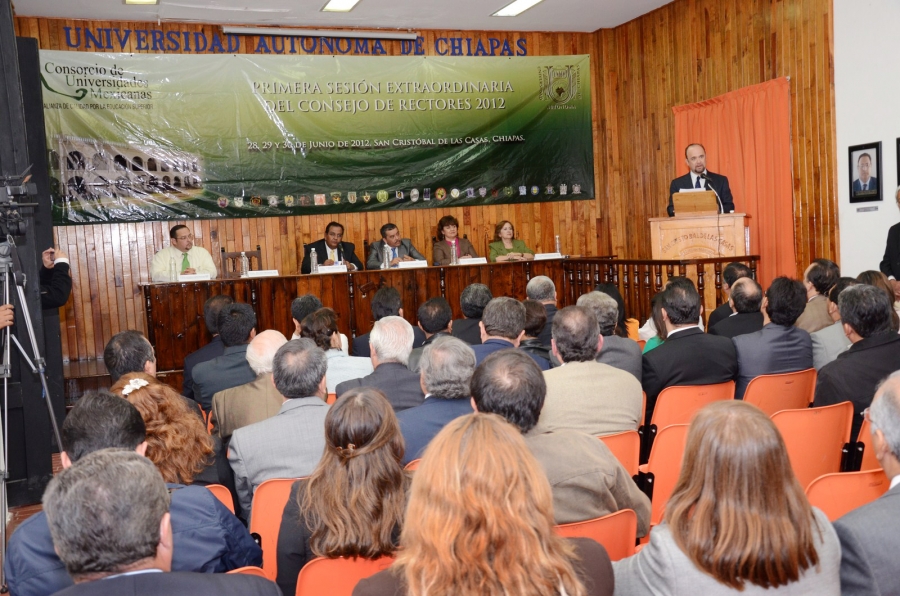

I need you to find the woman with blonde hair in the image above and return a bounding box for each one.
[614,400,840,595]
[354,413,613,596]
[276,387,407,596]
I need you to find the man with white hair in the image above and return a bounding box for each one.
[209,330,287,442]
[834,372,900,596]
[335,315,425,411]
[526,275,558,347]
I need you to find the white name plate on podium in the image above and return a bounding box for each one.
[316,264,348,274]
[397,260,429,269]
[177,273,211,282]
[534,252,564,261]
[247,270,280,278]
[458,257,487,265]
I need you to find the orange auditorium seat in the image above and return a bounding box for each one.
[249,477,301,580]
[743,368,816,416]
[554,509,638,562]
[295,555,396,596]
[805,469,889,521]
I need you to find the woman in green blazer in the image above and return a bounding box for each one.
[488,220,535,262]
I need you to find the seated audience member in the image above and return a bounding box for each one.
[336,316,425,411]
[577,291,641,380]
[815,284,900,441]
[471,297,549,370]
[183,294,233,401]
[534,306,642,436]
[594,283,629,338]
[302,308,373,392]
[709,277,765,339]
[642,292,668,353]
[834,372,900,596]
[488,220,534,262]
[811,277,858,370]
[642,278,737,421]
[150,224,218,282]
[366,223,426,269]
[352,286,425,357]
[209,329,287,442]
[526,275,558,347]
[397,336,476,464]
[473,350,650,532]
[4,392,261,596]
[228,338,330,514]
[407,297,453,372]
[103,330,156,383]
[451,283,492,345]
[796,258,840,333]
[300,221,363,274]
[276,388,407,596]
[518,299,552,366]
[706,261,753,329]
[732,277,812,400]
[42,450,274,596]
[432,215,478,265]
[613,401,840,595]
[192,302,257,413]
[291,294,349,353]
[354,413,614,596]
[39,246,73,310]
[857,269,900,330]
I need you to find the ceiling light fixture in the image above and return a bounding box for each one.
[321,0,362,12]
[492,0,544,17]
[221,26,418,41]
[124,0,159,4]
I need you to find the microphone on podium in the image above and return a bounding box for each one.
[700,173,723,214]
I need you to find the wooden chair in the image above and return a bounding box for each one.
[642,381,734,460]
[249,477,300,580]
[743,368,816,416]
[599,430,640,477]
[295,555,396,596]
[637,423,689,527]
[855,418,880,471]
[227,566,268,577]
[404,458,421,471]
[221,245,262,278]
[205,483,235,514]
[805,469,889,521]
[770,401,853,491]
[553,509,637,562]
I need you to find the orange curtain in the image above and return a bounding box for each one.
[673,78,795,288]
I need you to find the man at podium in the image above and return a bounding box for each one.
[668,143,735,216]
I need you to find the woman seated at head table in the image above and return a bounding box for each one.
[612,400,841,596]
[488,220,535,262]
[432,215,478,265]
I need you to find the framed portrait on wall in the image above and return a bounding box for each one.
[849,142,882,203]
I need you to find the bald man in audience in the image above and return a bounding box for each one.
[534,306,642,436]
[209,329,288,442]
[472,349,650,534]
[709,277,765,339]
[706,262,753,329]
[834,372,900,596]
[811,277,858,370]
[796,258,840,334]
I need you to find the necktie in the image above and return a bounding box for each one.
[181,252,190,272]
[329,248,336,262]
[863,182,868,191]
[694,176,702,189]
[392,247,398,260]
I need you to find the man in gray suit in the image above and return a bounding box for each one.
[366,223,425,269]
[576,291,641,381]
[228,338,330,514]
[192,303,257,413]
[834,372,900,596]
[811,277,858,370]
[732,277,812,400]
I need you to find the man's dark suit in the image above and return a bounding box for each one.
[472,339,549,370]
[641,327,738,420]
[537,303,558,347]
[834,483,900,596]
[365,238,425,269]
[352,327,426,357]
[852,176,878,193]
[182,336,225,401]
[709,311,764,339]
[667,171,735,216]
[732,323,812,400]
[191,344,256,413]
[397,396,474,464]
[814,332,900,442]
[53,571,279,596]
[407,331,452,372]
[334,362,425,412]
[596,334,642,381]
[450,317,482,345]
[300,238,363,274]
[706,302,734,330]
[880,222,900,279]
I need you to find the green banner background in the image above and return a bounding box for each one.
[40,51,593,223]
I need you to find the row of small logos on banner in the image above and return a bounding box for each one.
[216,183,583,208]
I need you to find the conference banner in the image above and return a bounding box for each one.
[39,51,594,224]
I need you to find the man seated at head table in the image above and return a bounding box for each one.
[367,223,426,269]
[300,221,363,273]
[488,220,535,262]
[150,224,218,282]
[432,215,478,265]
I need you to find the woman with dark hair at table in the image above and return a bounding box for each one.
[432,215,477,265]
[488,220,534,262]
[614,400,840,595]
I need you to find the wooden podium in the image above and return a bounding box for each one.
[649,213,748,260]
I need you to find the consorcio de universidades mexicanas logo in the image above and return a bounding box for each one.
[538,65,581,109]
